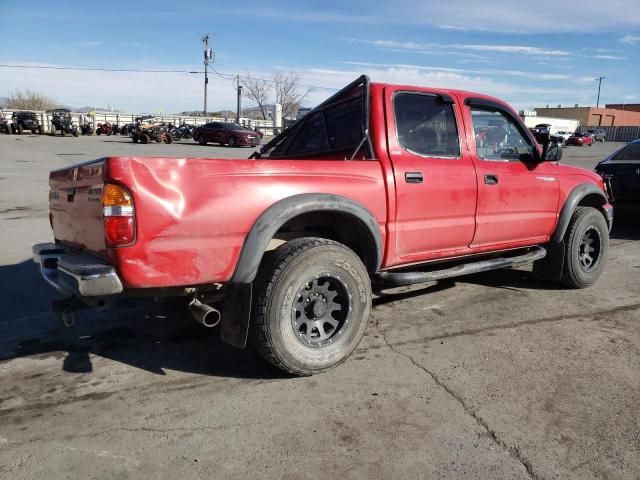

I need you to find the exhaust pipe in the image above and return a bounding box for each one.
[189,299,222,328]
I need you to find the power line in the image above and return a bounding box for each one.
[0,63,341,92]
[0,64,201,74]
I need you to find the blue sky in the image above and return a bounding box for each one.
[0,0,639,114]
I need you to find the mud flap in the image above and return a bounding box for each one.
[220,283,253,349]
[532,240,565,282]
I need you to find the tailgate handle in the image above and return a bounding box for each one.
[405,172,423,183]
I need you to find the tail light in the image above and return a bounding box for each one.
[102,183,136,246]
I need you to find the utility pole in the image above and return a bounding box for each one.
[202,34,212,117]
[595,76,605,108]
[236,75,242,124]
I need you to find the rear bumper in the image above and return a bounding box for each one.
[32,243,123,297]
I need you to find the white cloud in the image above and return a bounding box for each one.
[620,34,640,44]
[219,1,640,33]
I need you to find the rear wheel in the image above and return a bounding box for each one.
[164,133,173,144]
[141,134,150,144]
[199,135,207,145]
[560,207,608,288]
[251,237,372,376]
[17,124,23,135]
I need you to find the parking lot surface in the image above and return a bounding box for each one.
[1,135,638,479]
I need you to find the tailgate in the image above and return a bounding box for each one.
[49,159,107,256]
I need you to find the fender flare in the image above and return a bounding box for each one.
[230,193,383,284]
[551,183,608,243]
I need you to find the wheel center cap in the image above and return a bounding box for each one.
[312,299,327,318]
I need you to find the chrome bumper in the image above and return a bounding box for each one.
[32,243,123,297]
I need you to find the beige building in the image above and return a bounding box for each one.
[534,106,640,127]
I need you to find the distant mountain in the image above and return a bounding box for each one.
[74,106,122,113]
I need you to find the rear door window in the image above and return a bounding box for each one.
[394,93,460,158]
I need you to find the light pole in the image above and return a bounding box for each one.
[236,75,242,124]
[202,34,212,116]
[595,76,605,108]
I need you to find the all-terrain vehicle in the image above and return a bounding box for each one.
[0,108,11,134]
[131,117,172,144]
[12,111,43,134]
[48,109,78,137]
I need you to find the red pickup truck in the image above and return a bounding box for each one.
[34,76,613,375]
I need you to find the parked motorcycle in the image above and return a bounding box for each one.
[174,123,194,141]
[80,123,93,135]
[95,122,113,136]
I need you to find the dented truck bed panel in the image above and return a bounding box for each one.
[49,156,387,288]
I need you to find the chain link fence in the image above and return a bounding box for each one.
[576,125,640,143]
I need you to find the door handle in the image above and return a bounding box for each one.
[484,174,499,185]
[405,172,423,183]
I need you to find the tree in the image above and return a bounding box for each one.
[273,72,310,119]
[5,90,58,110]
[241,72,269,120]
[241,72,310,120]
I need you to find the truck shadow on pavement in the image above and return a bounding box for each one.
[2,220,636,380]
[0,260,287,380]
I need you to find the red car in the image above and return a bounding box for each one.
[34,76,613,375]
[193,121,261,147]
[565,132,593,146]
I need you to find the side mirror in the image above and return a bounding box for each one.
[542,141,562,162]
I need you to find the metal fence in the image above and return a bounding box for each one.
[0,109,281,136]
[576,125,640,143]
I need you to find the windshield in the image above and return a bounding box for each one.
[225,123,247,131]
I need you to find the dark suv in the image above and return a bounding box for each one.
[12,111,43,135]
[586,128,606,143]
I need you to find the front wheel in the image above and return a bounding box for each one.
[251,237,372,376]
[228,136,237,147]
[560,207,608,288]
[141,134,150,144]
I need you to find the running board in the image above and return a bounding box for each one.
[374,247,547,288]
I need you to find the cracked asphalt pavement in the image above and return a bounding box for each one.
[1,135,639,479]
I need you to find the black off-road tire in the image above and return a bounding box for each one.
[251,237,372,376]
[17,123,23,135]
[560,206,608,288]
[141,134,150,144]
